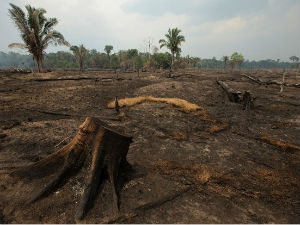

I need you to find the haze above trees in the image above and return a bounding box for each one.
[3,3,299,72]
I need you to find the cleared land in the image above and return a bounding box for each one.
[0,69,299,223]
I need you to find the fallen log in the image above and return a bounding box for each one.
[232,130,300,152]
[10,117,133,220]
[241,74,300,88]
[33,77,104,82]
[260,136,300,152]
[216,80,241,102]
[21,107,122,121]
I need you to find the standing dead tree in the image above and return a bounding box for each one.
[10,117,133,220]
[242,91,255,110]
[115,96,120,114]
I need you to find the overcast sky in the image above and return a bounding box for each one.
[0,0,299,61]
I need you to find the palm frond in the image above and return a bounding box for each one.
[42,30,69,49]
[159,39,167,49]
[8,4,29,35]
[25,5,35,30]
[41,18,58,35]
[8,43,26,49]
[70,46,79,54]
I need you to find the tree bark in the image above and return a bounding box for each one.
[10,117,133,220]
[34,56,42,73]
[171,52,174,70]
[216,80,241,102]
[80,60,83,72]
[241,73,300,88]
[242,91,255,110]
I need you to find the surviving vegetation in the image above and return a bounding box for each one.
[7,3,69,72]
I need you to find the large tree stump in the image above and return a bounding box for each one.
[10,117,133,220]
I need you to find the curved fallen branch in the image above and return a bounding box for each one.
[10,117,133,220]
[241,74,300,88]
[21,107,122,121]
[32,77,110,82]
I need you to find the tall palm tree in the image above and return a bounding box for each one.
[104,45,113,68]
[159,28,185,69]
[8,3,69,72]
[70,45,89,71]
[289,56,299,63]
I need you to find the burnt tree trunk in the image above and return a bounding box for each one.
[10,117,132,220]
[241,73,300,88]
[242,91,255,110]
[216,80,241,102]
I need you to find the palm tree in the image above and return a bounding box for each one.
[159,28,185,69]
[289,56,299,63]
[70,45,89,72]
[289,56,299,72]
[8,3,69,72]
[104,45,113,68]
[222,56,229,70]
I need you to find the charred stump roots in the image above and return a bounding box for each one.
[10,117,133,220]
[217,80,255,110]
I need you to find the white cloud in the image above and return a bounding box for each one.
[0,0,299,60]
[13,0,188,53]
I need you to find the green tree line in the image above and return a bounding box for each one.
[4,3,299,72]
[0,50,298,70]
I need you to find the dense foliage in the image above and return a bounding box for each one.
[0,50,298,71]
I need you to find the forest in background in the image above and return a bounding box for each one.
[0,50,298,71]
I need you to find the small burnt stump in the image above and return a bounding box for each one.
[242,91,255,110]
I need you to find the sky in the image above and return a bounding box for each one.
[0,0,299,61]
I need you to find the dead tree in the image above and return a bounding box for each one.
[10,117,133,220]
[216,80,241,102]
[280,73,285,93]
[241,73,300,88]
[242,91,255,110]
[115,97,120,114]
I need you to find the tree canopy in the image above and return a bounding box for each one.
[229,52,244,70]
[70,44,89,71]
[159,27,185,69]
[8,3,69,72]
[104,45,113,56]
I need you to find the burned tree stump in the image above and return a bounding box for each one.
[216,80,241,102]
[10,117,133,220]
[115,97,120,114]
[242,91,255,110]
